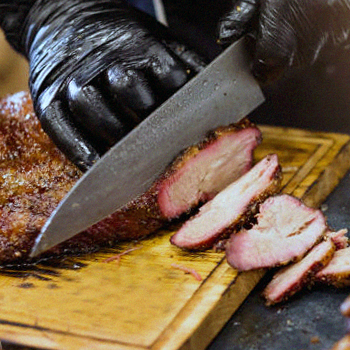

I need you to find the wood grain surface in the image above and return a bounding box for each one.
[0,125,349,350]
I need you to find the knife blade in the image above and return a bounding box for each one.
[30,36,265,257]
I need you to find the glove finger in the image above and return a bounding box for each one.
[218,0,260,45]
[165,41,208,74]
[67,80,132,151]
[39,100,100,172]
[131,5,207,73]
[145,42,189,98]
[105,64,157,120]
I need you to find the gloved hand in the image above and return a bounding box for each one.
[217,0,350,82]
[0,0,206,171]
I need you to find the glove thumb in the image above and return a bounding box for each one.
[252,1,298,83]
[217,0,259,45]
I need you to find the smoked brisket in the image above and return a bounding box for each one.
[0,92,261,263]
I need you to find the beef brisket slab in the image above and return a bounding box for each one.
[170,154,282,250]
[225,194,329,272]
[0,92,261,264]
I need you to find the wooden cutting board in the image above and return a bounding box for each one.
[0,125,350,350]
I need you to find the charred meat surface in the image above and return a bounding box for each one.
[0,92,261,263]
[170,154,282,250]
[263,239,336,305]
[315,247,350,287]
[226,194,328,271]
[0,92,82,263]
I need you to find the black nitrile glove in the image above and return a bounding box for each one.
[218,0,350,83]
[0,0,206,171]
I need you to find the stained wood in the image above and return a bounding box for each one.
[0,125,349,350]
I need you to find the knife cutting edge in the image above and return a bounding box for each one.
[30,36,265,258]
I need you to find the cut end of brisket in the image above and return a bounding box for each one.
[157,123,262,218]
[170,154,282,250]
[226,194,328,272]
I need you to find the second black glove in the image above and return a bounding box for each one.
[218,0,350,82]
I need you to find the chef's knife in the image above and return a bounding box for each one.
[30,37,265,257]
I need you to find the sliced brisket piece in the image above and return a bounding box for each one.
[263,239,336,305]
[155,120,262,218]
[226,194,328,271]
[315,247,350,287]
[327,229,349,250]
[0,92,261,264]
[170,154,282,250]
